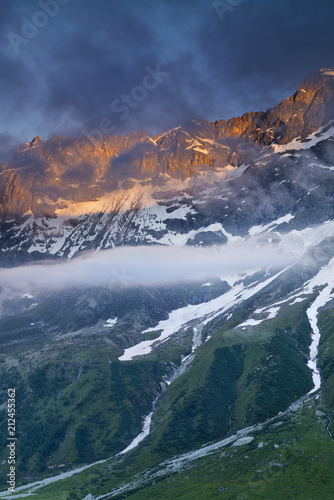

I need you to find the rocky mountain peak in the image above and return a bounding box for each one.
[30,136,43,144]
[214,68,334,146]
[1,68,334,221]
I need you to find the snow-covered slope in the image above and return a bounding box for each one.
[1,69,334,498]
[1,68,334,261]
[1,119,334,260]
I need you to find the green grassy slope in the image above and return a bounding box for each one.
[5,294,327,499]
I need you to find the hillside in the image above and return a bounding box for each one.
[0,68,334,499]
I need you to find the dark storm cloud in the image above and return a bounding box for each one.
[0,0,333,161]
[0,133,20,162]
[198,0,334,117]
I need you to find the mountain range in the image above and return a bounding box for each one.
[1,68,334,260]
[0,68,334,499]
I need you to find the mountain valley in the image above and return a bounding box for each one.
[0,68,334,499]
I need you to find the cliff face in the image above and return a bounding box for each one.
[0,131,152,217]
[0,122,246,218]
[214,68,334,145]
[1,68,334,219]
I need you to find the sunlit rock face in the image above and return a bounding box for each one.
[214,68,334,145]
[2,68,334,219]
[0,68,334,261]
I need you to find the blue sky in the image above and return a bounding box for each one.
[0,0,333,160]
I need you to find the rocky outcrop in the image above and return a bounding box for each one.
[214,68,334,145]
[1,68,334,220]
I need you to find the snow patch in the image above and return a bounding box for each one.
[249,214,294,236]
[319,68,334,77]
[104,317,118,328]
[272,123,334,153]
[119,268,289,361]
[238,306,280,328]
[304,257,334,394]
[193,147,209,154]
[118,413,153,454]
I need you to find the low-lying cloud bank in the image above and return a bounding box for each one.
[4,217,334,295]
[0,239,298,294]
